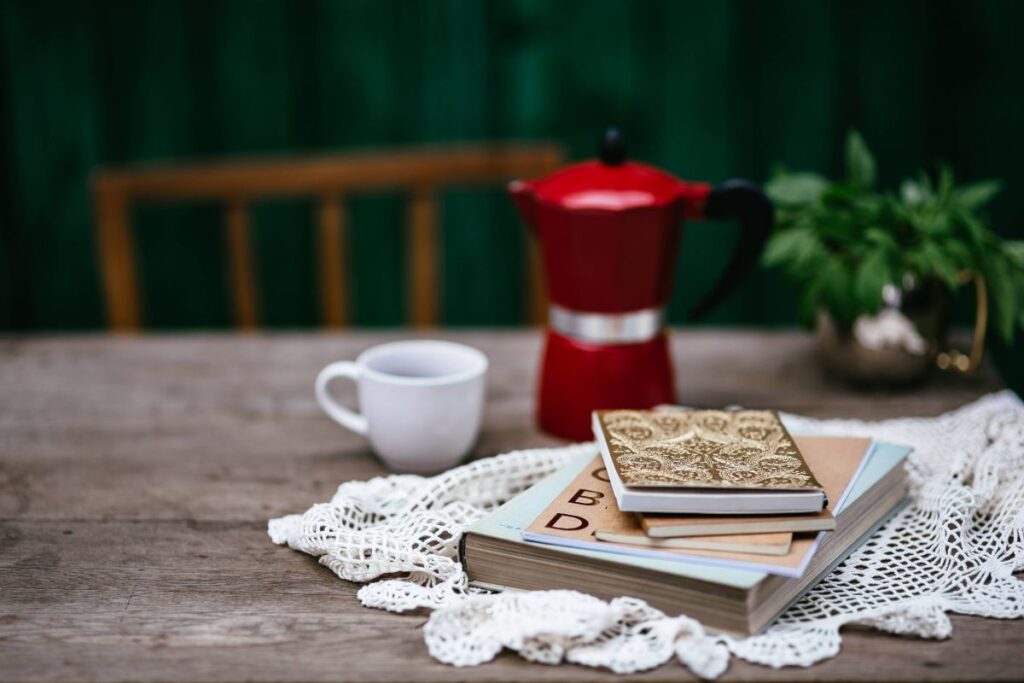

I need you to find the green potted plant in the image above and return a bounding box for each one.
[763,131,1024,384]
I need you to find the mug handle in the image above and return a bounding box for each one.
[935,272,988,375]
[315,362,369,435]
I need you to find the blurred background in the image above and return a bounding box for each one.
[1,0,1021,389]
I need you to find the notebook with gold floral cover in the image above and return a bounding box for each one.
[593,410,828,514]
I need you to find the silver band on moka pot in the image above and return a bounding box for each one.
[549,304,665,345]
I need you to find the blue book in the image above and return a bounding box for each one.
[462,437,911,635]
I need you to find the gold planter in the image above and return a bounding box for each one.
[817,273,987,386]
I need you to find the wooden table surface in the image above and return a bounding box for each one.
[1,329,1020,682]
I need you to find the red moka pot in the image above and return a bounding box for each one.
[510,129,773,440]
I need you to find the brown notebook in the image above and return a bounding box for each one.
[523,436,871,578]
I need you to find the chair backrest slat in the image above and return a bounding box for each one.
[94,189,141,330]
[526,238,549,329]
[317,192,347,328]
[224,198,258,329]
[407,187,439,327]
[92,142,565,330]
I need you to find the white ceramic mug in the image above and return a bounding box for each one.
[315,340,488,473]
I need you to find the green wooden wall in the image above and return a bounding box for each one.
[1,0,1021,384]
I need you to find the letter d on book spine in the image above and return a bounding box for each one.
[545,513,589,531]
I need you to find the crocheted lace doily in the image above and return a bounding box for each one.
[269,391,1024,678]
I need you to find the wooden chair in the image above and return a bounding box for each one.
[91,142,566,331]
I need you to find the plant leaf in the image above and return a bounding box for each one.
[865,227,898,251]
[853,249,892,314]
[1005,240,1024,267]
[954,180,1002,210]
[765,173,828,205]
[819,259,857,327]
[979,251,1020,342]
[937,165,954,203]
[941,239,977,272]
[845,131,876,189]
[920,241,962,289]
[762,226,826,278]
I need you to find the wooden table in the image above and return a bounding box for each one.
[1,330,1019,682]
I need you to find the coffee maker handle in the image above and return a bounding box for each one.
[688,179,774,321]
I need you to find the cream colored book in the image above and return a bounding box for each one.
[593,409,828,514]
[639,508,836,538]
[595,529,793,555]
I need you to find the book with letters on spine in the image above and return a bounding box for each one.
[461,436,910,635]
[523,435,871,577]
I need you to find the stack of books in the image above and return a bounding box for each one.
[461,409,910,635]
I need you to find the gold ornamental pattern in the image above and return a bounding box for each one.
[596,409,823,490]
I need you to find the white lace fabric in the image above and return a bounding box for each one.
[269,391,1024,678]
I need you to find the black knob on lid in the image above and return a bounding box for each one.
[599,128,627,166]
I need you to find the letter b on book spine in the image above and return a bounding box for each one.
[568,488,603,506]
